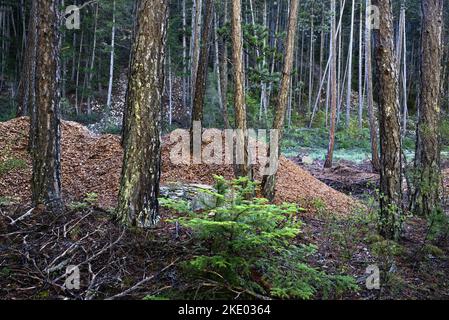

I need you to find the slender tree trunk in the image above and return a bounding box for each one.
[266,1,281,109]
[259,0,268,125]
[262,0,299,200]
[181,0,187,108]
[168,47,173,126]
[219,0,230,128]
[74,29,84,115]
[358,0,364,129]
[106,0,116,112]
[373,0,403,240]
[214,9,229,129]
[86,3,99,115]
[324,0,338,168]
[307,5,314,115]
[336,0,344,123]
[31,0,63,213]
[401,9,408,136]
[412,0,444,217]
[346,0,355,127]
[365,0,380,172]
[191,0,213,127]
[116,0,168,228]
[190,0,203,103]
[231,0,251,179]
[17,0,37,117]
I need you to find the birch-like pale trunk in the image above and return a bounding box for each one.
[106,0,116,112]
[324,0,338,168]
[358,0,364,128]
[365,0,380,172]
[346,0,356,127]
[87,3,99,115]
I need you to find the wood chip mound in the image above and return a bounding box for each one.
[1,117,361,216]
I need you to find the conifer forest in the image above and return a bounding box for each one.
[0,0,449,304]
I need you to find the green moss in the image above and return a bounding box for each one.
[0,158,27,175]
[423,244,445,257]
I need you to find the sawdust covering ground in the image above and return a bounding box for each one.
[0,117,361,215]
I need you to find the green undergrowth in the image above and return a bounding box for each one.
[160,176,358,300]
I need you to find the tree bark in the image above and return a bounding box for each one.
[231,0,251,179]
[346,0,355,127]
[324,0,338,168]
[190,0,203,103]
[412,0,444,216]
[31,0,63,213]
[219,0,230,128]
[373,0,403,240]
[106,0,116,112]
[358,0,364,129]
[17,1,37,117]
[116,0,168,228]
[191,0,213,127]
[262,0,299,200]
[365,0,381,172]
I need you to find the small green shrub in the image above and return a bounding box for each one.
[68,192,99,211]
[426,208,449,242]
[371,240,404,258]
[161,176,358,299]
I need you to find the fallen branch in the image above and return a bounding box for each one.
[105,258,179,300]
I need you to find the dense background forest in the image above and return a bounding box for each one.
[0,0,449,301]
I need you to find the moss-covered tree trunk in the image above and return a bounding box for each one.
[262,0,299,201]
[31,0,63,213]
[116,0,168,228]
[373,0,403,240]
[412,0,444,216]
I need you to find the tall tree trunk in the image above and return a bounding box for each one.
[74,29,84,115]
[31,0,63,213]
[412,0,444,216]
[373,0,403,240]
[336,0,344,123]
[219,0,230,128]
[346,0,355,127]
[181,0,187,108]
[116,0,168,228]
[365,0,381,172]
[106,0,116,112]
[307,5,314,115]
[401,7,408,136]
[259,0,268,125]
[358,0,364,129]
[214,9,229,129]
[190,0,203,104]
[17,0,37,117]
[231,0,251,179]
[191,0,213,127]
[262,0,299,200]
[324,0,338,168]
[168,47,173,126]
[86,3,99,115]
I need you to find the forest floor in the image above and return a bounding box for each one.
[0,117,448,300]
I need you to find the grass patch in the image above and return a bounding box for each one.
[0,158,27,175]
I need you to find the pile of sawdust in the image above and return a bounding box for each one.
[0,117,360,215]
